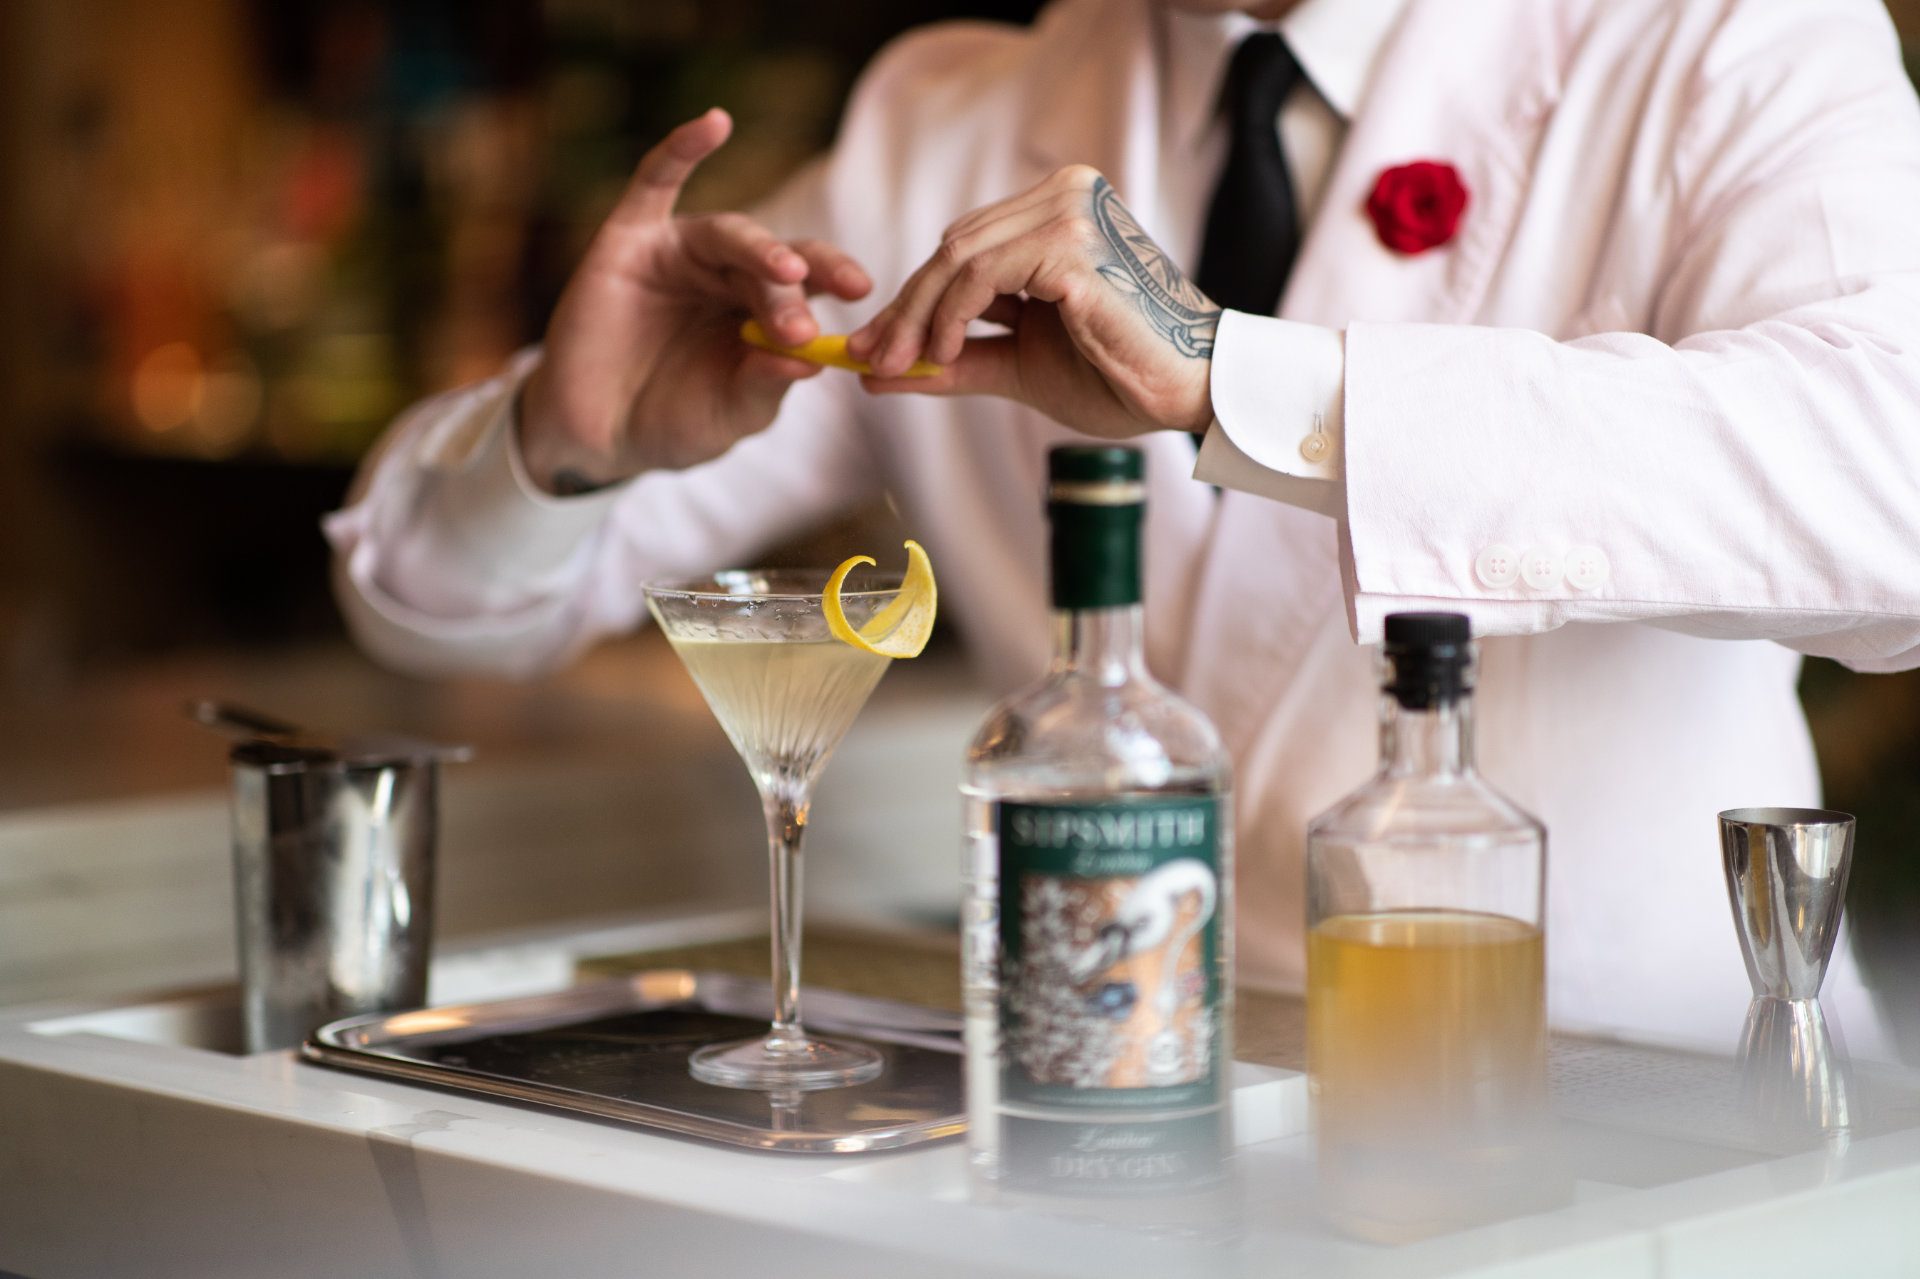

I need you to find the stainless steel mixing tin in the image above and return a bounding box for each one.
[227,725,469,1053]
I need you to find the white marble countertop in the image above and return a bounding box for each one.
[5,910,1920,1279]
[6,639,1920,1276]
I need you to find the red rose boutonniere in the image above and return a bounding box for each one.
[1366,161,1469,255]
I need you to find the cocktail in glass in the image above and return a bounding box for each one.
[644,568,899,1090]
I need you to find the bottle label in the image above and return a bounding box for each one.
[996,796,1222,1112]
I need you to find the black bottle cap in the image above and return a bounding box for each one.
[1382,612,1472,709]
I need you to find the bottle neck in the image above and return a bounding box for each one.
[1048,496,1145,686]
[1051,605,1147,686]
[1380,694,1474,778]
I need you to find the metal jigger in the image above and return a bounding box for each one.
[1720,807,1855,1149]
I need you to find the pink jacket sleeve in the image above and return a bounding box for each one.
[1340,1,1920,672]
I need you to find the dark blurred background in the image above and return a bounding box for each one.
[0,1,1914,1033]
[0,0,1043,659]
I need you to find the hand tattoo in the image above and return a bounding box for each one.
[1089,178,1220,359]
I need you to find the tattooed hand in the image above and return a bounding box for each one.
[848,167,1219,438]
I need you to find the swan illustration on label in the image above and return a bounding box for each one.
[1072,858,1217,1086]
[998,796,1222,1103]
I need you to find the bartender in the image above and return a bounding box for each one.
[326,0,1920,1050]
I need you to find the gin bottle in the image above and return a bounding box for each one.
[1305,613,1555,1241]
[961,445,1234,1204]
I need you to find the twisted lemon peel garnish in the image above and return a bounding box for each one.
[739,319,944,379]
[824,540,937,658]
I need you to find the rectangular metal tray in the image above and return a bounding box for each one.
[302,969,965,1154]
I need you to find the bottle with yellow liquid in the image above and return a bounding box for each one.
[1305,613,1557,1243]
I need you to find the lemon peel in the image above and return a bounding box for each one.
[824,540,937,658]
[739,319,944,379]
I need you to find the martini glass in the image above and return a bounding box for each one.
[645,568,900,1090]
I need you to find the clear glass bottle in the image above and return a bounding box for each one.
[1305,613,1556,1242]
[960,445,1234,1217]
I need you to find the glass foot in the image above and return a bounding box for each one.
[690,1031,884,1091]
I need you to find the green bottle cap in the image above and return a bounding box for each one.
[1049,445,1146,485]
[1047,445,1144,610]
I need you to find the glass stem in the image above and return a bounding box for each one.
[762,785,810,1048]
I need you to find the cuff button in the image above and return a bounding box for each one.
[1520,549,1563,590]
[1566,546,1610,591]
[1474,544,1521,589]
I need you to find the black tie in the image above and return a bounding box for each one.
[1195,33,1307,318]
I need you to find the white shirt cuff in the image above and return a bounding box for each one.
[1195,420,1343,517]
[419,372,630,588]
[1194,310,1346,515]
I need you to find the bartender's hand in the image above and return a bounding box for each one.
[519,109,873,492]
[849,167,1217,438]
